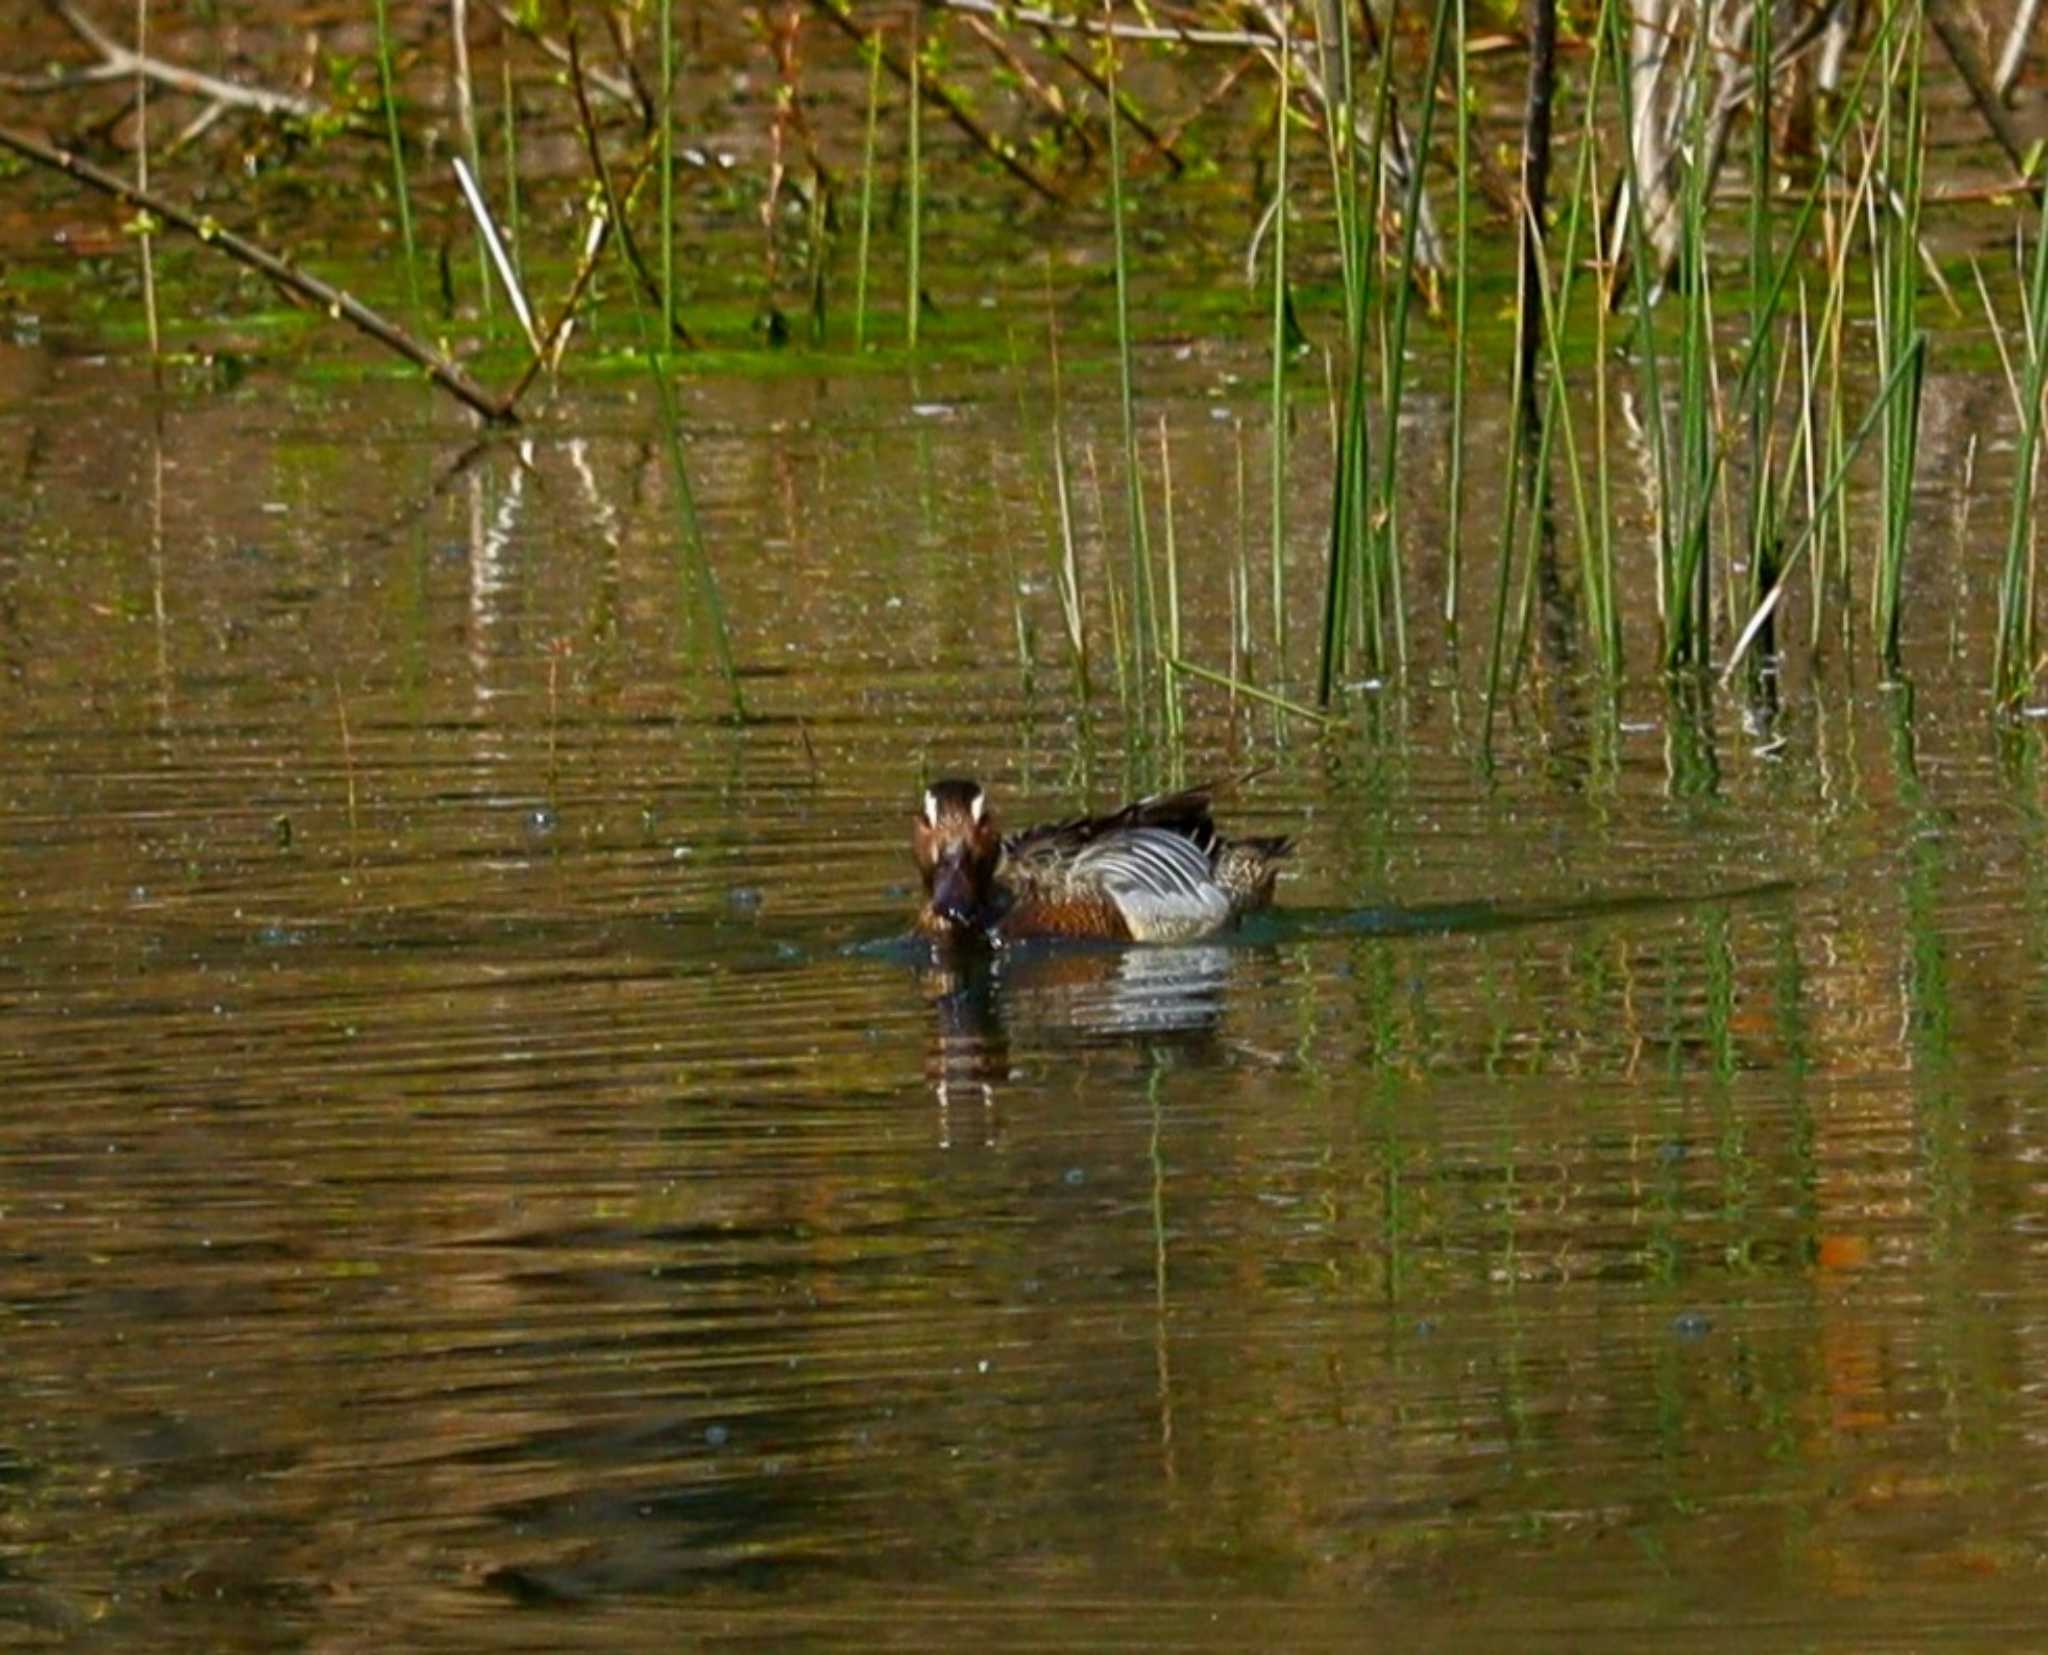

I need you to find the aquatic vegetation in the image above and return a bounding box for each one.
[1,0,2045,719]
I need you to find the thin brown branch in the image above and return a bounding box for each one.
[503,206,613,409]
[959,13,1096,164]
[559,22,694,350]
[805,0,1064,205]
[1134,48,1256,176]
[0,122,518,423]
[598,2,659,129]
[1029,17,1184,175]
[476,0,640,108]
[1926,0,2035,185]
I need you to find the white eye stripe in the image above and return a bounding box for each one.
[969,789,985,824]
[923,790,940,827]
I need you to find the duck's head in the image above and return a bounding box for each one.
[912,778,1002,935]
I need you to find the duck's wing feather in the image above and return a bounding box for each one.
[1068,826,1232,941]
[1006,786,1220,866]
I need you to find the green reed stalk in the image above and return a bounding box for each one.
[1445,0,1471,629]
[1480,375,1525,742]
[1052,430,1091,700]
[1233,419,1250,695]
[569,27,741,717]
[1743,0,1777,666]
[1105,548,1131,715]
[1103,11,1155,698]
[369,0,421,317]
[997,389,1034,679]
[1044,283,1091,700]
[1603,0,1675,612]
[1484,9,1572,733]
[1513,0,1621,674]
[1873,4,1927,672]
[907,8,922,352]
[1973,258,2021,424]
[855,32,882,352]
[1589,136,1618,671]
[1532,17,1616,675]
[1994,185,2048,699]
[1357,0,1400,671]
[499,58,522,284]
[1808,155,1873,650]
[667,453,739,723]
[1312,1,1355,700]
[1084,444,1133,715]
[134,0,159,365]
[1756,299,1804,544]
[1659,17,1900,665]
[1371,0,1460,670]
[1268,35,1290,666]
[648,347,742,719]
[1724,333,1926,679]
[1793,281,1824,650]
[1167,656,1349,727]
[1668,38,1715,671]
[807,168,831,344]
[1819,240,1850,651]
[1315,0,1393,702]
[1158,415,1184,744]
[660,0,675,342]
[1515,393,1566,684]
[1763,278,1819,592]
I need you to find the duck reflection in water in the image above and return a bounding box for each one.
[919,942,1242,1144]
[909,776,1290,1143]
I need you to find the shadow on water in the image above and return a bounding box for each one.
[1258,875,1801,942]
[872,877,1803,1128]
[208,874,1797,987]
[850,873,1802,965]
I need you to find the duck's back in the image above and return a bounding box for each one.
[998,786,1284,943]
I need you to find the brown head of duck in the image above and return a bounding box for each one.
[912,778,1004,941]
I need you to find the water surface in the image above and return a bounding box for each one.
[3,341,2046,1648]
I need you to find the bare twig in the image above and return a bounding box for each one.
[1926,0,2035,185]
[165,98,231,154]
[1138,49,1256,176]
[0,122,518,423]
[475,0,640,108]
[30,0,321,119]
[503,208,611,407]
[1019,17,1186,174]
[598,3,659,129]
[805,0,1065,204]
[959,12,1097,164]
[557,23,694,349]
[936,0,1273,49]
